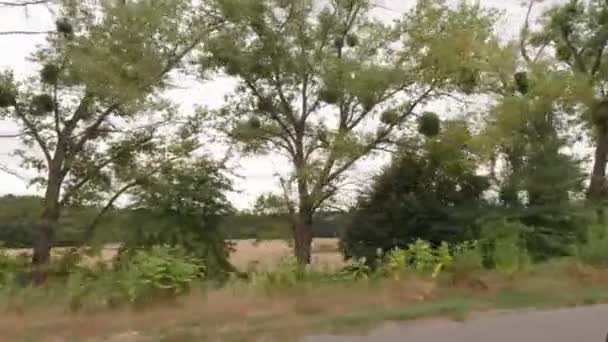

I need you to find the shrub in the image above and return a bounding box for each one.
[573,223,608,266]
[479,218,531,271]
[478,207,591,262]
[342,127,488,264]
[492,236,531,275]
[338,257,372,281]
[451,241,483,275]
[0,251,17,289]
[250,256,307,290]
[385,240,454,279]
[112,246,205,305]
[0,249,28,289]
[50,248,84,278]
[123,160,235,278]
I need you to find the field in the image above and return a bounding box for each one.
[6,238,345,271]
[229,238,345,270]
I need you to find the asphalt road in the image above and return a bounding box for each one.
[305,305,608,342]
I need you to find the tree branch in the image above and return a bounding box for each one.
[520,0,535,64]
[60,134,155,204]
[53,83,61,137]
[70,105,118,158]
[0,132,25,138]
[0,0,53,6]
[0,164,26,181]
[561,30,588,73]
[0,30,53,35]
[591,43,607,76]
[13,102,52,164]
[311,85,435,207]
[82,181,140,241]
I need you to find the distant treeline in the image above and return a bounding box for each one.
[0,195,345,248]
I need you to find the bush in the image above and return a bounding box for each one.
[338,257,372,281]
[451,241,483,275]
[0,247,29,289]
[342,126,489,264]
[492,236,531,274]
[573,223,608,266]
[0,250,21,289]
[250,256,307,292]
[112,246,204,304]
[123,160,235,278]
[384,240,454,279]
[63,247,205,310]
[477,207,591,262]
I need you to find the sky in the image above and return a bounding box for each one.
[0,0,563,209]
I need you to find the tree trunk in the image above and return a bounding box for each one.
[589,126,608,202]
[293,213,313,264]
[32,173,62,286]
[32,212,56,285]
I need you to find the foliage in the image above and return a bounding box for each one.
[112,246,204,304]
[480,64,586,208]
[0,249,28,289]
[451,241,483,275]
[338,257,372,281]
[0,195,348,249]
[203,0,505,262]
[0,195,121,248]
[521,0,608,200]
[385,240,453,278]
[479,219,532,273]
[53,246,205,310]
[252,193,289,216]
[343,121,489,263]
[0,0,220,280]
[478,208,590,262]
[249,256,307,292]
[573,223,608,267]
[492,237,531,275]
[123,160,235,278]
[222,211,346,240]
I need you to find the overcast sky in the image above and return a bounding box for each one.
[0,0,563,209]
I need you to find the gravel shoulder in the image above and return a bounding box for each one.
[305,305,608,342]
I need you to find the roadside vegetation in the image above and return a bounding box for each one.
[2,224,608,341]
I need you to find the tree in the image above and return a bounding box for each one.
[520,0,608,202]
[343,120,490,264]
[123,159,236,278]
[204,0,503,263]
[479,63,586,207]
[0,0,222,284]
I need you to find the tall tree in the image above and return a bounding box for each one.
[343,119,490,264]
[521,0,608,202]
[0,0,221,284]
[480,63,586,207]
[204,0,504,263]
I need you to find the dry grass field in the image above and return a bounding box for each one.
[4,238,345,271]
[230,238,345,270]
